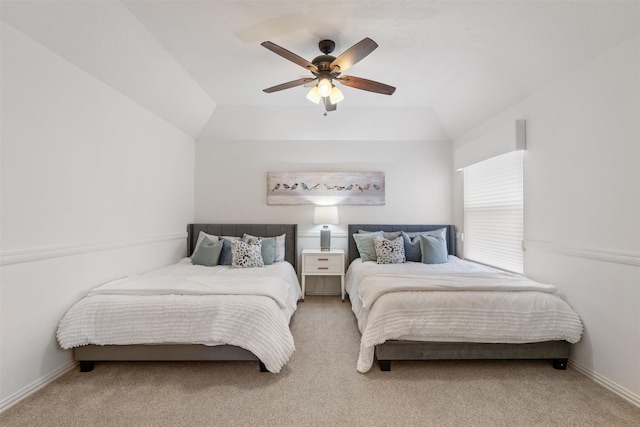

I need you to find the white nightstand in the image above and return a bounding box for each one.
[301,249,346,301]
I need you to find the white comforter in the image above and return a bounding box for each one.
[346,256,583,373]
[57,258,301,373]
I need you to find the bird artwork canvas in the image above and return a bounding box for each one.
[267,172,385,205]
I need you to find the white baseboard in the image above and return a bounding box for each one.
[0,361,77,413]
[569,359,640,408]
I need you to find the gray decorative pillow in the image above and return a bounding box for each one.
[419,234,448,264]
[191,237,223,267]
[353,231,383,262]
[374,236,406,264]
[402,228,447,262]
[231,238,264,268]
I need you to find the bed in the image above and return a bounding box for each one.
[57,224,300,373]
[346,224,583,373]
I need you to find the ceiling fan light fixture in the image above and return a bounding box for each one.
[306,86,321,104]
[317,77,332,97]
[329,86,344,104]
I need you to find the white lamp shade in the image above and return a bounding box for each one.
[313,206,339,225]
[306,86,321,104]
[329,86,344,104]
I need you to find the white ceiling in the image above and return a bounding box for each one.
[2,0,639,141]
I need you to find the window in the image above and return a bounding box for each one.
[463,151,523,273]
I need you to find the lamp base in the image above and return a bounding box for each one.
[320,226,331,251]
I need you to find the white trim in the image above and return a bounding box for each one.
[0,361,77,413]
[569,359,640,408]
[0,232,188,266]
[454,119,526,170]
[524,240,640,267]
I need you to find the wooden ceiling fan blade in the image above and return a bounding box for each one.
[330,38,378,73]
[263,77,316,93]
[261,41,318,73]
[337,75,396,95]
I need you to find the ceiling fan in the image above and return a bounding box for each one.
[261,38,396,113]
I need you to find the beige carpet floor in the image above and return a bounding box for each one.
[2,296,639,426]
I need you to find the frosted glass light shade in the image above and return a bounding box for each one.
[306,86,321,104]
[313,206,339,225]
[329,86,344,104]
[317,78,332,97]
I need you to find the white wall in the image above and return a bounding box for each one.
[453,34,640,403]
[195,139,453,293]
[0,22,195,409]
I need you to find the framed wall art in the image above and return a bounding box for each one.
[267,171,385,205]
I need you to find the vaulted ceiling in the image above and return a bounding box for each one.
[2,1,639,141]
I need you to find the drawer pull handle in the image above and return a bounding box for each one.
[318,267,329,270]
[318,258,329,261]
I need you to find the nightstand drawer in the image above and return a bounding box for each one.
[304,254,342,273]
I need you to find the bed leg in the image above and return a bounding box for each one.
[79,361,94,372]
[552,358,568,370]
[259,361,268,373]
[379,360,391,372]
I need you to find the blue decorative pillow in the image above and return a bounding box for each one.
[402,229,447,262]
[419,234,448,264]
[242,234,277,265]
[191,237,223,267]
[353,231,383,262]
[401,232,422,262]
[219,236,240,265]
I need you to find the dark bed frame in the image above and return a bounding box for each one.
[75,223,297,373]
[347,224,570,372]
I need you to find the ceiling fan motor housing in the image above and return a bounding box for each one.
[312,55,337,73]
[318,39,335,54]
[314,40,340,75]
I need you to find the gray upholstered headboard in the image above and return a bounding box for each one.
[347,224,456,265]
[187,224,297,269]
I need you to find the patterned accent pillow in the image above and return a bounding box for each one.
[231,238,264,268]
[374,235,406,264]
[242,234,277,265]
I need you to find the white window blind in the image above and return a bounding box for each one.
[463,151,523,273]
